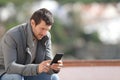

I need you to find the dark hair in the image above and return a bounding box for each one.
[30,8,54,25]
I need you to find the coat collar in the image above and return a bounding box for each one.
[26,22,34,48]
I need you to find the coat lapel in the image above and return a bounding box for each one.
[25,23,34,63]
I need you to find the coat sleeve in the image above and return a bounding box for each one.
[44,32,60,74]
[1,33,39,76]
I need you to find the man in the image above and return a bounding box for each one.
[0,8,63,80]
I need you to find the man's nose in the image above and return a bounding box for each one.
[42,30,47,36]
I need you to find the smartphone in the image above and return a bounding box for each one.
[50,53,63,65]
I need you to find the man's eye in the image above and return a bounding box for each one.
[41,28,44,30]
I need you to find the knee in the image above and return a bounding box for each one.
[51,74,59,80]
[1,74,23,80]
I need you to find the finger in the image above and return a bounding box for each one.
[50,64,60,70]
[45,60,52,63]
[42,61,51,67]
[54,61,63,67]
[59,63,63,67]
[43,65,50,72]
[52,66,62,71]
[58,60,62,63]
[46,63,50,66]
[51,63,63,70]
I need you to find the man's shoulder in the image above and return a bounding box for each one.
[7,23,27,34]
[3,23,28,41]
[6,23,28,36]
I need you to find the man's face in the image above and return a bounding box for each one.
[31,19,52,40]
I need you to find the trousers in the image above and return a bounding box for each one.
[1,72,59,80]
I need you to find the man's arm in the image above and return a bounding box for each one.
[44,32,63,74]
[1,33,39,76]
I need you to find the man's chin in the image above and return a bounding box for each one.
[37,38,41,40]
[38,37,43,40]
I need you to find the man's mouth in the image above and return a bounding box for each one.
[38,34,43,39]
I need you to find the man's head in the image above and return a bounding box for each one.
[30,8,54,40]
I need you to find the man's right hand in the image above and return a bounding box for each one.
[38,60,51,73]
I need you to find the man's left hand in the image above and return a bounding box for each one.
[50,60,63,71]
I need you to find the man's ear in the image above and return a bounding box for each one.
[30,19,35,27]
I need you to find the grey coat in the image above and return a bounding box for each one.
[0,22,53,76]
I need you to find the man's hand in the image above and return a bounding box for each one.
[50,60,63,71]
[38,60,51,73]
[38,60,63,73]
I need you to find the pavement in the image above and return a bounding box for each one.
[58,66,120,80]
[1,66,120,80]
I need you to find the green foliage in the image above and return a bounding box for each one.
[50,17,68,44]
[5,21,19,30]
[56,0,120,4]
[80,32,101,43]
[0,0,33,6]
[0,0,8,6]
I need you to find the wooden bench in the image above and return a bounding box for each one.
[63,60,120,67]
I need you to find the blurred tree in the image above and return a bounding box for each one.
[0,0,34,30]
[56,0,120,4]
[0,0,8,6]
[50,17,69,44]
[80,32,101,43]
[0,0,33,6]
